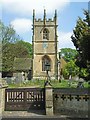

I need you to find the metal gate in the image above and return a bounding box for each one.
[5,88,45,111]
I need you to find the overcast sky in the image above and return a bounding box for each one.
[1,0,89,49]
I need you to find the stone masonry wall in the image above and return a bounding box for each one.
[53,88,90,118]
[0,79,8,119]
[0,88,5,115]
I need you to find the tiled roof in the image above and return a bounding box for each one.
[60,57,67,69]
[13,58,32,71]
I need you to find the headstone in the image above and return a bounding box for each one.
[74,76,79,81]
[79,78,84,82]
[77,81,84,88]
[69,75,72,80]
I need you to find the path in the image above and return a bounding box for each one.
[1,111,88,120]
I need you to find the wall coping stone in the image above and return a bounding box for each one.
[0,79,8,89]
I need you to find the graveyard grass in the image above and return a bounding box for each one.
[8,79,89,88]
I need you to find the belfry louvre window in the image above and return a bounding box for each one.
[42,55,51,71]
[43,28,49,40]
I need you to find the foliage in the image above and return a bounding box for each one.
[60,48,77,62]
[59,48,78,79]
[79,68,89,79]
[62,60,79,79]
[16,40,32,57]
[2,43,30,72]
[71,10,90,81]
[1,21,32,73]
[0,20,20,44]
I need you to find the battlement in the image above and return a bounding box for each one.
[33,9,57,25]
[47,18,54,22]
[34,18,55,23]
[35,18,43,22]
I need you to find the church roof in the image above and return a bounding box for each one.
[60,57,67,69]
[13,58,32,71]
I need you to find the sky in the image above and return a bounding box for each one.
[0,0,89,49]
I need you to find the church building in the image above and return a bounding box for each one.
[32,9,58,80]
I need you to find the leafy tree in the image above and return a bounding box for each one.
[17,40,32,57]
[71,10,90,81]
[62,60,79,79]
[1,21,32,76]
[0,20,20,44]
[60,48,77,62]
[2,42,30,72]
[59,48,78,79]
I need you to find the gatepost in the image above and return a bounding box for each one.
[45,83,53,116]
[0,79,8,119]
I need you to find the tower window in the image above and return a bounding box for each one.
[43,28,49,40]
[42,55,51,71]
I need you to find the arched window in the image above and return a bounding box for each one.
[43,28,49,40]
[42,55,51,71]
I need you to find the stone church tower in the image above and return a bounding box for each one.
[32,9,58,80]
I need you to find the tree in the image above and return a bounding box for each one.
[0,20,20,45]
[59,48,78,79]
[2,42,30,73]
[71,10,90,81]
[60,48,77,62]
[1,21,32,76]
[62,60,79,79]
[16,40,32,57]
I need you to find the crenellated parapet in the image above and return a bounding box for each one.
[33,9,57,26]
[35,18,54,22]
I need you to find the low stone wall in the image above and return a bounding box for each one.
[53,88,90,118]
[0,87,5,115]
[0,81,90,118]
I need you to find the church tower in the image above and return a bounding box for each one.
[32,9,58,80]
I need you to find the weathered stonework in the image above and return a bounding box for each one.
[32,10,58,80]
[45,85,53,116]
[0,79,8,119]
[53,88,90,118]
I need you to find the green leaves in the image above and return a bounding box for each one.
[60,48,77,62]
[62,60,79,79]
[2,43,30,72]
[17,40,32,57]
[1,21,32,73]
[0,21,20,45]
[71,10,90,81]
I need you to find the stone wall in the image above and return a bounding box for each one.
[0,80,89,118]
[45,84,53,116]
[53,88,90,118]
[0,79,8,119]
[0,87,5,115]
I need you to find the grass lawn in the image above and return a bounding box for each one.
[8,79,90,88]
